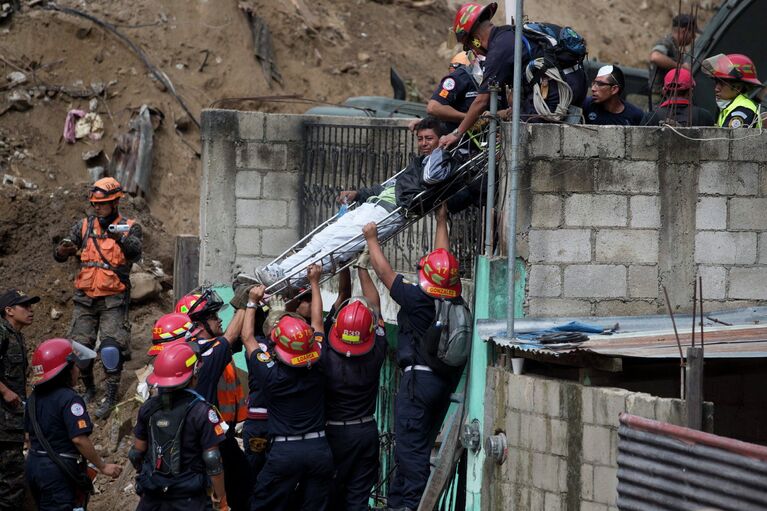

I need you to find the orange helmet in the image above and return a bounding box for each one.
[148,313,196,356]
[453,2,497,50]
[702,53,761,86]
[450,51,472,70]
[329,300,376,357]
[30,338,96,386]
[417,248,462,299]
[270,315,321,367]
[89,177,124,203]
[147,342,198,389]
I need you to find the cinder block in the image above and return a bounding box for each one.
[505,409,522,448]
[259,228,300,257]
[508,374,536,412]
[528,298,592,317]
[233,255,272,274]
[565,195,627,227]
[530,488,545,511]
[531,160,596,193]
[759,233,767,264]
[597,160,659,193]
[531,452,561,492]
[520,413,548,451]
[695,128,730,160]
[532,378,561,417]
[594,300,659,316]
[695,231,756,265]
[532,195,563,228]
[731,131,767,161]
[237,111,266,141]
[627,127,659,160]
[234,170,262,199]
[655,398,686,426]
[698,161,758,196]
[630,196,661,228]
[595,230,658,264]
[582,425,612,465]
[529,229,592,263]
[729,267,767,300]
[529,124,562,158]
[264,114,304,142]
[286,199,302,226]
[236,199,288,228]
[234,228,261,255]
[626,392,655,419]
[729,198,767,230]
[549,419,568,457]
[593,466,618,506]
[529,265,562,298]
[564,265,627,298]
[580,502,608,511]
[629,265,658,298]
[581,463,594,500]
[698,265,726,300]
[544,491,562,511]
[695,197,727,230]
[594,387,628,425]
[582,386,596,423]
[562,126,625,158]
[236,142,288,170]
[261,172,299,201]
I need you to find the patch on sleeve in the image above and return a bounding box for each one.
[728,117,744,128]
[256,351,272,363]
[439,89,449,98]
[214,424,224,436]
[258,342,268,352]
[208,409,220,424]
[442,78,456,91]
[401,278,415,286]
[77,419,87,429]
[70,403,85,417]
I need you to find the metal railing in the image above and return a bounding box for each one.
[301,122,481,277]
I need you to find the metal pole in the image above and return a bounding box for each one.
[506,0,524,339]
[484,87,499,256]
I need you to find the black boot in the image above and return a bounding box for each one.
[95,379,119,419]
[81,366,97,404]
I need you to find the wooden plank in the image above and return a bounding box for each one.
[686,347,704,430]
[417,404,465,511]
[173,235,199,303]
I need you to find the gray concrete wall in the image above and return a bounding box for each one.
[483,367,714,511]
[514,124,767,317]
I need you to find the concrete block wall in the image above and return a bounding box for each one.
[485,367,713,511]
[517,124,767,317]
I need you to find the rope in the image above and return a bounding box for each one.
[525,59,573,122]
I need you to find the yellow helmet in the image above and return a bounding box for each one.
[450,51,472,70]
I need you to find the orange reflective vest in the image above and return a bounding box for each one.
[75,216,135,298]
[217,361,248,423]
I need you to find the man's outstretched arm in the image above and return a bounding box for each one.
[362,223,396,290]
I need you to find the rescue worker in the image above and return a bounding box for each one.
[647,14,697,108]
[362,205,463,511]
[323,260,387,511]
[147,313,199,357]
[641,68,715,127]
[175,290,251,511]
[25,338,122,510]
[130,341,228,511]
[702,53,763,128]
[427,52,481,133]
[53,177,143,419]
[0,289,38,511]
[248,265,334,511]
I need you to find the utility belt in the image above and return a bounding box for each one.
[561,63,582,75]
[32,450,83,463]
[403,364,433,373]
[272,430,325,443]
[326,415,375,427]
[246,407,268,421]
[367,198,397,214]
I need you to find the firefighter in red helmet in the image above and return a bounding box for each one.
[25,339,122,510]
[53,177,143,419]
[703,53,763,128]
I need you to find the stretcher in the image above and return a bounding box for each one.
[241,126,496,297]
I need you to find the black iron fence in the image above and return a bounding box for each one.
[301,122,481,277]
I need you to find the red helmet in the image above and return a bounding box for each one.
[147,342,198,389]
[271,315,321,367]
[329,300,376,357]
[418,248,462,299]
[30,338,97,386]
[89,177,124,203]
[453,2,497,47]
[175,289,225,322]
[702,53,761,86]
[148,313,195,356]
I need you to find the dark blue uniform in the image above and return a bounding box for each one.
[250,335,334,511]
[430,66,479,132]
[583,96,644,126]
[386,275,457,510]
[482,25,587,120]
[243,338,271,489]
[323,310,387,511]
[25,387,93,511]
[134,389,227,511]
[194,335,252,511]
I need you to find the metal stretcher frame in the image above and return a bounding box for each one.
[260,132,493,297]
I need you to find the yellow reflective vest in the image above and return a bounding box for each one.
[717,94,762,128]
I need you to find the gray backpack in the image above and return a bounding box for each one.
[420,297,473,373]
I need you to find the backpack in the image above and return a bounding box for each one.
[522,22,587,72]
[419,297,473,375]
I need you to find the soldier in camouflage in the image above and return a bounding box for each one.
[0,289,38,511]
